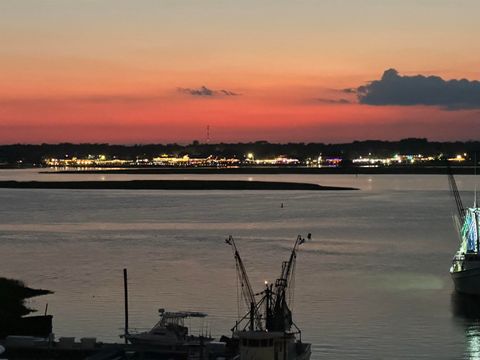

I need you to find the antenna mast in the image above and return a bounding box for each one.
[475,152,477,208]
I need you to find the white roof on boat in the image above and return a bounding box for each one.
[159,310,207,318]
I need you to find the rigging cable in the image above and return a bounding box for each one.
[289,256,296,312]
[447,162,465,221]
[236,261,240,320]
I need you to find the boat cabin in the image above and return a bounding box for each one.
[237,331,308,360]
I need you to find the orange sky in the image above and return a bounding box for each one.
[1,0,480,143]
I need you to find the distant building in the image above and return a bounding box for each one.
[307,155,342,167]
[44,154,240,168]
[244,155,300,166]
[44,155,132,167]
[352,154,437,167]
[152,154,240,167]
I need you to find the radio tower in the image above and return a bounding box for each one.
[206,125,210,144]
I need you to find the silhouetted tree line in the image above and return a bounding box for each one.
[0,138,479,166]
[0,277,52,338]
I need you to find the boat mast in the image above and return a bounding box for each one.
[475,152,479,252]
[225,236,262,330]
[269,235,305,332]
[447,162,465,222]
[475,210,480,253]
[474,152,478,208]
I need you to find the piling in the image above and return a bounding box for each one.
[123,268,129,344]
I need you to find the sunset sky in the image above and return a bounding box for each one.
[1,0,480,144]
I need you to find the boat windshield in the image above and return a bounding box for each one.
[152,311,207,330]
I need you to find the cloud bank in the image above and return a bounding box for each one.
[357,69,480,110]
[178,86,239,97]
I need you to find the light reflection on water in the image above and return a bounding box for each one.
[465,325,480,360]
[1,168,480,192]
[450,293,480,360]
[1,171,480,359]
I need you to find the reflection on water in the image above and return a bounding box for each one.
[466,326,480,360]
[451,293,480,359]
[451,293,480,320]
[1,168,480,192]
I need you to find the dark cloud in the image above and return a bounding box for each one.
[178,86,239,97]
[357,69,480,110]
[219,89,238,96]
[179,86,214,96]
[316,98,350,104]
[342,88,357,94]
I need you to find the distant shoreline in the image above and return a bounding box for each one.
[38,166,475,175]
[0,180,358,191]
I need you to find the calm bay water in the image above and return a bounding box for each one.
[1,170,480,359]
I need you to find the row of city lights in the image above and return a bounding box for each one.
[43,152,469,168]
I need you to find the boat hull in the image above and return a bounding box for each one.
[451,267,480,295]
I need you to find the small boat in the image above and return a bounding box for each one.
[448,166,480,294]
[125,309,212,348]
[224,235,311,360]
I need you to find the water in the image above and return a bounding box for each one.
[1,170,480,359]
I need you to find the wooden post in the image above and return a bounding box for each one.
[123,268,129,344]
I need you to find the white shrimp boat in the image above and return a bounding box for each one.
[448,167,480,295]
[450,206,480,295]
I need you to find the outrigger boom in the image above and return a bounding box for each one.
[225,235,311,360]
[226,235,306,333]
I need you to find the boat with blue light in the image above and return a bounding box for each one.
[449,167,480,295]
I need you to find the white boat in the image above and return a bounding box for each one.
[449,166,480,295]
[224,235,311,360]
[450,207,480,294]
[125,309,211,348]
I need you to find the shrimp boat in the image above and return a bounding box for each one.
[448,167,480,295]
[224,235,311,360]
